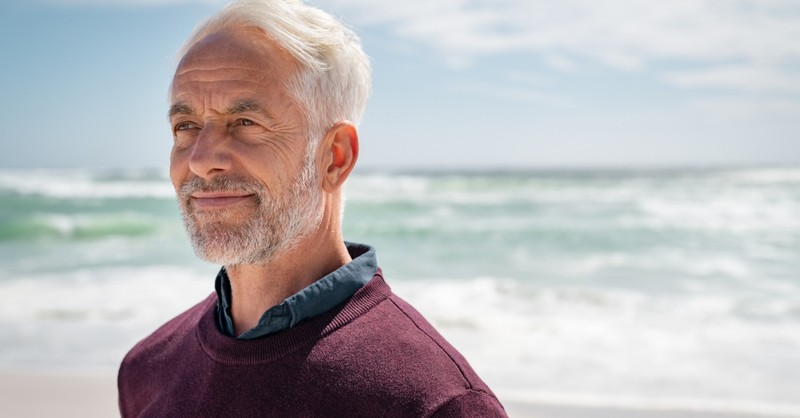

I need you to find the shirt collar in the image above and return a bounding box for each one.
[214,242,377,339]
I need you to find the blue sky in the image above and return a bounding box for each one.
[1,0,798,170]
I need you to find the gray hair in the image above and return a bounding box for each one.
[177,0,372,146]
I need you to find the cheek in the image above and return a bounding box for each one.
[169,147,190,190]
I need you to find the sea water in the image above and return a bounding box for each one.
[1,167,799,415]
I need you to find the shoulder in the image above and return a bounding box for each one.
[383,292,499,398]
[119,294,214,370]
[429,389,507,418]
[342,280,493,393]
[307,275,506,416]
[117,294,216,416]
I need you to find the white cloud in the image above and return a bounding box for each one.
[543,55,578,73]
[314,0,800,92]
[665,66,800,93]
[42,0,221,6]
[455,83,579,109]
[685,96,800,121]
[504,70,551,88]
[44,0,800,94]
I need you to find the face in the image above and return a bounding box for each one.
[169,28,322,266]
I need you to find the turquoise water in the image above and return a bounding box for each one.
[1,167,799,415]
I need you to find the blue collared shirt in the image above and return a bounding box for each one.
[214,242,377,339]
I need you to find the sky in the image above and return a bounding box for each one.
[0,0,798,170]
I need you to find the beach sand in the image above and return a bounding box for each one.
[0,372,785,418]
[502,401,787,418]
[0,372,118,418]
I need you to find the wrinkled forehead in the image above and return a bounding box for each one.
[171,27,300,95]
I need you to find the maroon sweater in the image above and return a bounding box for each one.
[118,273,507,417]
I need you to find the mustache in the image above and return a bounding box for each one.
[179,176,265,199]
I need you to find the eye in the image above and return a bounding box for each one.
[175,122,196,131]
[172,121,200,145]
[234,118,256,127]
[229,118,266,135]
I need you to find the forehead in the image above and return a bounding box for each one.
[170,27,299,105]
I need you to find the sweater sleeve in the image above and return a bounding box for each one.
[429,389,508,418]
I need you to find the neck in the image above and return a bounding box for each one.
[224,205,350,336]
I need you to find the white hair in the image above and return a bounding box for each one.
[177,0,372,146]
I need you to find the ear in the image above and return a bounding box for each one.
[321,121,359,192]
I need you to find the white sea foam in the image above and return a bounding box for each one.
[348,172,800,241]
[565,252,755,279]
[718,167,800,184]
[0,266,214,372]
[495,389,800,417]
[390,277,800,408]
[0,169,173,199]
[24,213,168,239]
[636,194,800,233]
[0,266,211,324]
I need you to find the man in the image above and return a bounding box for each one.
[118,0,507,416]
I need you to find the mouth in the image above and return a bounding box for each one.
[189,191,255,209]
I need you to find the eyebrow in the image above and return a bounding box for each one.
[228,99,280,125]
[227,100,263,115]
[167,100,272,120]
[168,102,194,118]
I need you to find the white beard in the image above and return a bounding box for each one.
[177,154,322,266]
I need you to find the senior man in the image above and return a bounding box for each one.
[118,0,506,416]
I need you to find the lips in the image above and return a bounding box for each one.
[190,191,255,209]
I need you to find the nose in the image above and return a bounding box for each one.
[188,124,232,180]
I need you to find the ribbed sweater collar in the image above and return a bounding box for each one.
[194,271,391,366]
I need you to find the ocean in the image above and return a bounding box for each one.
[1,167,799,416]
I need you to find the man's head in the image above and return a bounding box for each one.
[176,0,371,142]
[168,0,371,266]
